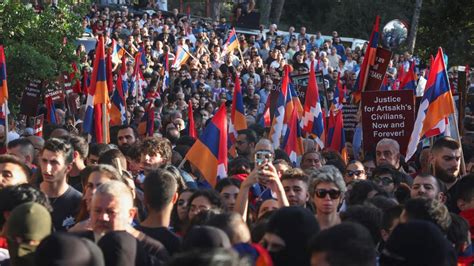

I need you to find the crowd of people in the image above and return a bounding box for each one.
[1,3,474,266]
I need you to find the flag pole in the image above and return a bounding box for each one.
[102,103,108,144]
[237,46,245,66]
[4,101,8,145]
[182,47,199,62]
[178,158,187,169]
[440,48,466,176]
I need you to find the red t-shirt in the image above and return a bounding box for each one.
[0,237,7,249]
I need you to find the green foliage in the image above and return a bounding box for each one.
[415,0,474,67]
[0,1,85,111]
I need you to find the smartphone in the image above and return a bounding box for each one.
[254,150,273,167]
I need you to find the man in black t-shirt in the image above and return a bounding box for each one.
[137,169,181,255]
[59,135,88,192]
[39,138,82,231]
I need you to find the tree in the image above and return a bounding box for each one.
[407,0,423,54]
[209,0,222,20]
[415,0,474,66]
[269,0,285,25]
[0,1,84,111]
[259,0,272,26]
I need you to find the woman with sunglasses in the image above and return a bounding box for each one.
[310,165,347,230]
[344,160,367,184]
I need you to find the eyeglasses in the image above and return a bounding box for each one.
[314,189,341,199]
[347,170,364,177]
[373,176,394,186]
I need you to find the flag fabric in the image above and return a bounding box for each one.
[405,48,456,161]
[138,44,148,68]
[120,55,129,96]
[301,60,325,149]
[229,75,247,149]
[185,104,228,187]
[188,100,197,138]
[0,45,9,126]
[81,67,90,94]
[0,45,9,128]
[353,16,380,102]
[258,95,271,127]
[138,101,155,137]
[130,53,147,99]
[33,114,44,137]
[162,52,170,92]
[171,46,190,69]
[222,28,239,56]
[71,62,81,94]
[269,66,292,149]
[380,74,389,91]
[110,57,127,126]
[326,109,348,162]
[282,107,304,166]
[333,72,345,108]
[111,39,126,64]
[289,82,304,117]
[0,46,8,107]
[83,36,110,143]
[45,97,57,124]
[106,51,113,93]
[399,62,417,91]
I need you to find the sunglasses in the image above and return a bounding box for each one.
[373,176,394,186]
[347,170,364,177]
[315,189,341,199]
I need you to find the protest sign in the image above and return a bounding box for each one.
[291,72,326,104]
[20,80,42,117]
[33,114,44,137]
[342,104,359,142]
[361,90,415,154]
[44,81,65,104]
[366,48,392,91]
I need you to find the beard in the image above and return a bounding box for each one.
[434,163,458,184]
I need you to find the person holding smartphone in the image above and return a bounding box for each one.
[234,139,289,221]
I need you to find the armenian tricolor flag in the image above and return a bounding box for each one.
[222,28,239,56]
[110,56,127,126]
[0,46,9,128]
[83,36,110,143]
[185,104,228,187]
[399,62,417,91]
[405,47,455,161]
[229,75,247,155]
[138,100,155,137]
[353,16,380,103]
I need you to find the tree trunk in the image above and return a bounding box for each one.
[407,0,423,54]
[270,0,285,24]
[259,0,273,26]
[210,0,222,21]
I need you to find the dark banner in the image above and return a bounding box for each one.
[361,90,415,155]
[366,48,392,91]
[20,80,42,117]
